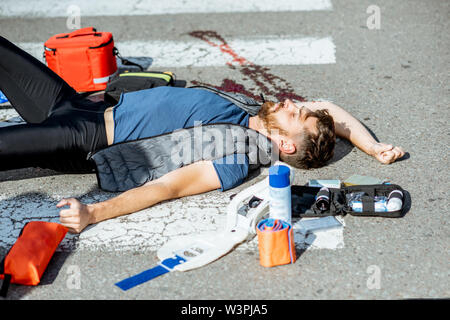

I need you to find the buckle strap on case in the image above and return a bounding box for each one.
[113,47,144,71]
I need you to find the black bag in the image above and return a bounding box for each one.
[291,183,408,218]
[104,71,176,104]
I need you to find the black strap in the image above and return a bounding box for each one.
[113,47,144,71]
[361,195,375,212]
[0,274,11,298]
[0,256,4,275]
[260,93,266,103]
[0,251,10,298]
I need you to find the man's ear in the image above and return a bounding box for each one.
[278,138,296,155]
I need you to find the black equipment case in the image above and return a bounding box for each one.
[291,183,407,218]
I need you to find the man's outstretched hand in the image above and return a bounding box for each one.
[370,142,405,164]
[54,160,221,234]
[57,198,93,234]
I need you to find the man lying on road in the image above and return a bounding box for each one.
[0,36,405,233]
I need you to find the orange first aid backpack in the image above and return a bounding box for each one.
[0,221,67,297]
[44,27,118,92]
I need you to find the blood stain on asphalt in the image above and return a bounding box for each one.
[189,30,306,103]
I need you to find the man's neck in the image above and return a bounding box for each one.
[248,115,266,135]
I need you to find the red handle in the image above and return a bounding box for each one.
[68,27,98,38]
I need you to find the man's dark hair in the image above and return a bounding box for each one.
[280,109,336,169]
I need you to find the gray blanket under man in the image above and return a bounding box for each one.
[88,86,276,192]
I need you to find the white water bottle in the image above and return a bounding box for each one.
[269,165,292,225]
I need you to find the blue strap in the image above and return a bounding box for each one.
[115,255,186,291]
[257,218,288,232]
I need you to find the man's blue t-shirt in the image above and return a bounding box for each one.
[112,87,250,191]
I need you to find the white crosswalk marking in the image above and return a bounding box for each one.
[0,0,332,17]
[16,37,336,67]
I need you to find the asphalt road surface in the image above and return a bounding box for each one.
[0,0,448,302]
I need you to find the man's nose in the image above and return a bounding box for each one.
[283,99,296,111]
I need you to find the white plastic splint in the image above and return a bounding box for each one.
[157,162,294,272]
[157,177,269,271]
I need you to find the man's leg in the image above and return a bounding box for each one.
[0,36,78,124]
[0,104,108,173]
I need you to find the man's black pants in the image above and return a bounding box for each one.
[0,36,109,173]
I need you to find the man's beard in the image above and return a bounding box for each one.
[258,101,289,136]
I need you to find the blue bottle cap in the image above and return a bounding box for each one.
[269,165,290,188]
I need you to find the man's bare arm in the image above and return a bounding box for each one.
[301,101,405,164]
[57,160,221,233]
